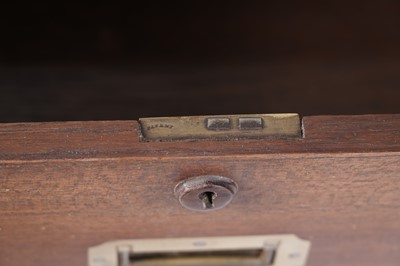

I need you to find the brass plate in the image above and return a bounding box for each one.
[139,113,301,141]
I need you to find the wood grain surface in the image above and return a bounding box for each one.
[1,114,400,266]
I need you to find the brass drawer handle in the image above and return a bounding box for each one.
[88,235,310,266]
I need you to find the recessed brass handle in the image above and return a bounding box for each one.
[88,235,311,266]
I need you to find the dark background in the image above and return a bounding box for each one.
[1,1,400,122]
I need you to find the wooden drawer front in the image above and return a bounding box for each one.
[1,114,400,266]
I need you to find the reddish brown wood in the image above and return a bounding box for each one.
[1,114,400,266]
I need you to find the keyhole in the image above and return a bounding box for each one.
[199,191,217,209]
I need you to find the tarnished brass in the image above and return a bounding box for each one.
[174,175,238,212]
[88,235,311,266]
[139,113,301,142]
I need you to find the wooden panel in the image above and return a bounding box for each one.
[1,114,400,266]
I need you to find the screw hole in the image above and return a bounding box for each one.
[198,191,217,209]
